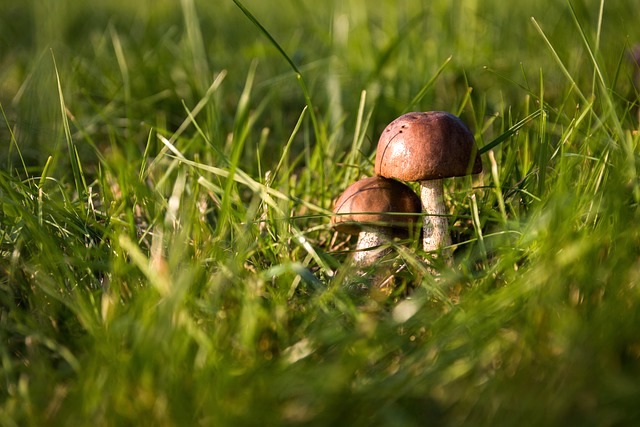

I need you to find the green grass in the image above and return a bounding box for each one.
[1,0,640,425]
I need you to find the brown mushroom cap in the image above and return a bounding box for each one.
[331,176,421,236]
[375,111,482,181]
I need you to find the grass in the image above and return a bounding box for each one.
[1,0,640,425]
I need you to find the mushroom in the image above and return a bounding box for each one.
[374,111,482,263]
[331,176,421,267]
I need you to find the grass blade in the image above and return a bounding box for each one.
[52,51,87,200]
[231,0,326,203]
[531,16,587,105]
[403,56,452,114]
[478,109,543,155]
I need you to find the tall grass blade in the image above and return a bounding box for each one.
[218,60,258,236]
[272,106,307,182]
[537,69,548,197]
[231,0,325,201]
[345,90,373,185]
[478,109,543,155]
[531,17,588,104]
[566,0,625,140]
[179,156,329,215]
[118,234,171,297]
[180,0,211,93]
[403,56,452,114]
[145,71,227,178]
[1,102,27,176]
[110,25,130,117]
[365,12,426,85]
[52,52,87,200]
[38,155,53,226]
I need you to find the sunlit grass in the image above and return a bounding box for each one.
[1,0,639,425]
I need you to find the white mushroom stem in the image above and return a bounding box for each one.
[352,228,392,267]
[420,179,453,265]
[351,227,397,292]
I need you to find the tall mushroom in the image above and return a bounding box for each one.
[331,176,421,267]
[374,111,482,263]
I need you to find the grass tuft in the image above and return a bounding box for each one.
[1,0,640,425]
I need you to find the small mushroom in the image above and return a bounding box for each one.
[374,111,482,263]
[331,176,421,267]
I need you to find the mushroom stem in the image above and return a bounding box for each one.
[420,179,452,264]
[351,228,397,292]
[352,228,391,267]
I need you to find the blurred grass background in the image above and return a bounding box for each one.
[1,0,639,426]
